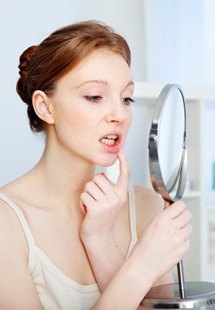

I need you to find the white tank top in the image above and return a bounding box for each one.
[0,185,137,310]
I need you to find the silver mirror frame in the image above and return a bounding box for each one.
[148,84,187,203]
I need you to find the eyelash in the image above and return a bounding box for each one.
[84,96,135,105]
[84,96,102,103]
[121,97,135,105]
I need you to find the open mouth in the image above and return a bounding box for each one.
[100,134,119,146]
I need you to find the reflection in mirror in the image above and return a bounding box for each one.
[158,88,185,187]
[148,84,187,203]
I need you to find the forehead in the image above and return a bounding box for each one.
[58,48,132,89]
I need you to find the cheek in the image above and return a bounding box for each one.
[54,103,85,129]
[53,106,81,140]
[122,114,132,145]
[126,111,133,131]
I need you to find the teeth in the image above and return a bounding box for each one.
[101,138,115,146]
[105,135,117,139]
[101,135,118,146]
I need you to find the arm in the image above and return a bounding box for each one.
[0,201,43,309]
[92,250,156,310]
[92,200,192,309]
[135,186,174,287]
[80,152,129,291]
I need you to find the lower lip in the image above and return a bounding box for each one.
[100,141,121,153]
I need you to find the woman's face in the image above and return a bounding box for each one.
[49,48,134,167]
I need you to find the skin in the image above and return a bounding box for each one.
[0,48,192,309]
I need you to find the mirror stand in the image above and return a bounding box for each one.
[143,84,215,309]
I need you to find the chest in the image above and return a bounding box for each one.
[23,205,131,285]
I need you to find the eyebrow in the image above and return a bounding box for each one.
[76,80,108,88]
[76,79,134,89]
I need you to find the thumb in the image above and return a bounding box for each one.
[164,200,171,209]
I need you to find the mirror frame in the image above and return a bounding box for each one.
[148,84,187,203]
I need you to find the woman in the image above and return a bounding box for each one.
[0,21,191,309]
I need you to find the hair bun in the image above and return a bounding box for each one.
[18,45,38,78]
[17,45,38,105]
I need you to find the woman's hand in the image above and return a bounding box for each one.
[132,200,192,281]
[80,151,130,242]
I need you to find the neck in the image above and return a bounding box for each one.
[25,142,97,210]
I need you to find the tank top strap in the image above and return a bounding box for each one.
[0,192,35,269]
[126,184,138,258]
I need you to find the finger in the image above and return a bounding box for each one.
[92,173,113,194]
[162,200,186,219]
[115,151,130,190]
[80,192,96,212]
[183,223,192,240]
[80,201,87,215]
[175,223,192,243]
[174,209,192,230]
[84,181,105,201]
[92,174,123,207]
[180,210,192,226]
[164,201,171,209]
[101,172,115,186]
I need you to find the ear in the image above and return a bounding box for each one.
[32,90,55,125]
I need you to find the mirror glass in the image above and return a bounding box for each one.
[158,87,185,186]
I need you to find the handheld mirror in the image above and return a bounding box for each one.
[143,84,215,309]
[148,84,187,204]
[148,84,187,299]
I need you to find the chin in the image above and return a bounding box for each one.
[96,153,118,168]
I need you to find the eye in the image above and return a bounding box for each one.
[121,97,135,105]
[84,95,102,103]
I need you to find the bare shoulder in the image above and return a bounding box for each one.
[0,189,43,308]
[0,192,28,258]
[133,185,164,236]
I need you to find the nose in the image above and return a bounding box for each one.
[105,99,129,124]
